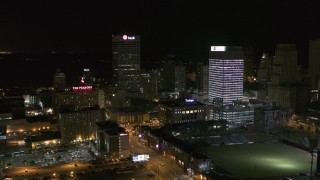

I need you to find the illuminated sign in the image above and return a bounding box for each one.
[132,154,150,162]
[123,35,135,40]
[185,99,195,103]
[211,46,226,51]
[72,86,93,92]
[84,68,90,72]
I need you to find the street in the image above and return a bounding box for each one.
[2,126,193,180]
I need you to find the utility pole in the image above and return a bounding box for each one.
[309,136,318,179]
[0,139,4,180]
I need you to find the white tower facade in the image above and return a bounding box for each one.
[208,46,244,105]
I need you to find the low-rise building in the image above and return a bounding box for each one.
[109,109,150,125]
[158,99,206,124]
[254,105,292,133]
[96,121,129,158]
[209,104,254,128]
[146,128,212,175]
[24,131,61,150]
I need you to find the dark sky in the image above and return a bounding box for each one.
[0,1,319,62]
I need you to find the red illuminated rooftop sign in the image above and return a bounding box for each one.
[72,86,93,92]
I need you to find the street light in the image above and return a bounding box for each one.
[70,171,74,178]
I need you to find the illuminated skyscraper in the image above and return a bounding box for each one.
[112,35,140,89]
[208,46,244,105]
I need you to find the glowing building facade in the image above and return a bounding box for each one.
[208,46,244,105]
[58,107,104,142]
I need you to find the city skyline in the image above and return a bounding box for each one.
[2,1,320,179]
[0,1,319,62]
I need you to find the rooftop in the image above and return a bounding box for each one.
[25,131,61,143]
[160,99,205,108]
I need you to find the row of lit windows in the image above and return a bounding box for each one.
[0,117,12,120]
[174,109,204,114]
[175,119,198,123]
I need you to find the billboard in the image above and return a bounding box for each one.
[132,154,149,162]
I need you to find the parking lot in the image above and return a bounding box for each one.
[9,142,94,168]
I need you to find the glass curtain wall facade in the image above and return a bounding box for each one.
[208,58,243,105]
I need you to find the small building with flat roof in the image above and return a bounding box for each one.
[96,121,129,158]
[158,99,206,124]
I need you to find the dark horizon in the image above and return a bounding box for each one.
[0,1,319,61]
[0,1,319,88]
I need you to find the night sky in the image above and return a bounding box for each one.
[0,1,319,63]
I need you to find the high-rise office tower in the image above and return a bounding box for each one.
[82,68,93,85]
[112,35,140,89]
[208,46,244,105]
[270,44,299,85]
[243,46,255,80]
[257,53,274,85]
[197,64,208,95]
[140,71,158,99]
[53,69,66,91]
[161,62,186,92]
[268,44,300,112]
[309,38,320,90]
